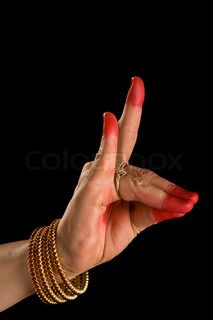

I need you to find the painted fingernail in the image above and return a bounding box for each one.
[173,187,199,204]
[103,112,118,136]
[188,192,199,204]
[125,76,145,107]
[185,192,199,204]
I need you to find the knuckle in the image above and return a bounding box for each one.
[120,126,137,135]
[82,161,93,171]
[130,168,155,187]
[168,183,177,190]
[138,168,155,179]
[132,176,144,187]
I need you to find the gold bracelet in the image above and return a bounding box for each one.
[29,227,56,304]
[28,219,89,304]
[43,226,78,301]
[37,227,66,303]
[49,220,89,295]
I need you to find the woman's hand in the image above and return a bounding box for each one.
[57,77,198,278]
[0,77,198,312]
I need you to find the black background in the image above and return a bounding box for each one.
[1,12,212,319]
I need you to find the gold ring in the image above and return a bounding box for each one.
[114,162,128,197]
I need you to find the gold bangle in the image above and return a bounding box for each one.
[29,227,56,304]
[48,220,89,295]
[37,227,67,303]
[44,226,78,301]
[28,219,89,304]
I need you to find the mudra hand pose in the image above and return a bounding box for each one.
[0,77,198,311]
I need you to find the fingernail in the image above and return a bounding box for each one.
[126,76,145,107]
[175,187,199,204]
[103,112,118,136]
[191,192,199,204]
[183,192,199,204]
[131,77,135,84]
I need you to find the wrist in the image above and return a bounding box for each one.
[56,229,78,280]
[28,220,89,304]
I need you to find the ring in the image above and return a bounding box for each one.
[114,162,128,197]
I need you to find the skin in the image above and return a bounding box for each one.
[0,77,198,311]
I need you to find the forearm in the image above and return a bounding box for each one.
[0,240,34,312]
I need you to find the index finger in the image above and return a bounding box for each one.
[117,76,145,163]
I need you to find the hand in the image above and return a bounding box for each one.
[57,77,198,277]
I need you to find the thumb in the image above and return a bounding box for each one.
[93,112,118,178]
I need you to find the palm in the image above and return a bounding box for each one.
[60,171,150,273]
[101,200,149,263]
[67,171,151,271]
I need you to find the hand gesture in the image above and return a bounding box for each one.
[57,77,198,277]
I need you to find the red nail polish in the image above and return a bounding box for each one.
[126,76,145,107]
[103,112,118,136]
[171,187,199,204]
